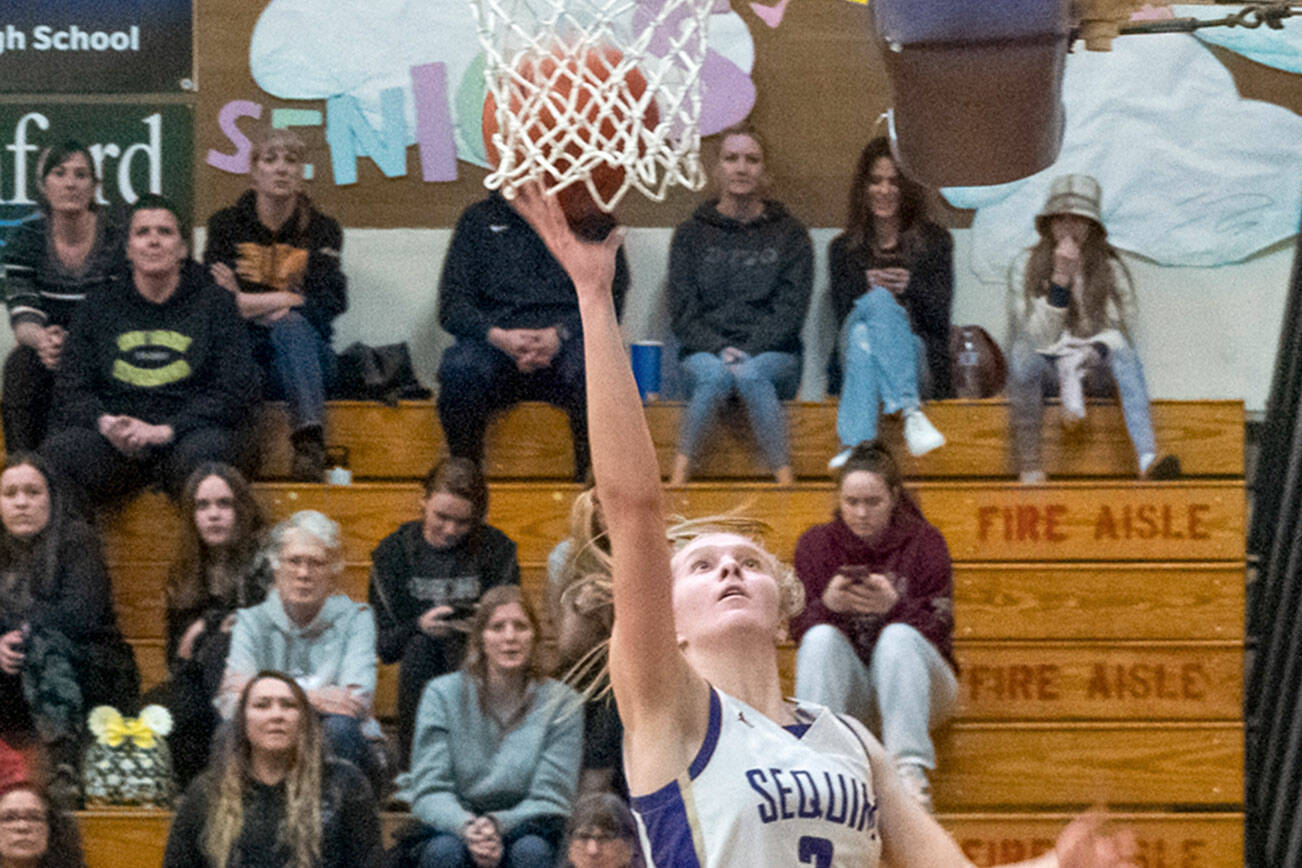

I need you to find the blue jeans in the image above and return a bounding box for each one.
[320,713,370,776]
[836,287,925,448]
[251,312,335,431]
[437,337,589,480]
[418,823,559,867]
[795,623,957,769]
[678,350,801,471]
[1007,336,1156,472]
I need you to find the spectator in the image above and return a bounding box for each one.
[369,458,519,768]
[436,192,629,482]
[203,128,347,482]
[42,194,260,510]
[827,138,950,468]
[162,671,382,868]
[1,141,125,455]
[545,489,622,796]
[160,463,272,786]
[791,441,957,812]
[219,511,380,784]
[560,793,642,868]
[401,586,582,868]
[1007,174,1180,482]
[667,125,813,486]
[0,455,138,799]
[0,780,85,867]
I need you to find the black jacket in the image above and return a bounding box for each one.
[668,200,813,358]
[368,520,520,665]
[162,758,382,868]
[438,194,629,342]
[826,223,955,398]
[53,260,260,438]
[203,191,348,340]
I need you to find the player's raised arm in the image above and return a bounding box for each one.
[511,187,706,741]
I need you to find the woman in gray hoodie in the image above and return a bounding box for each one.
[219,510,379,781]
[667,125,813,485]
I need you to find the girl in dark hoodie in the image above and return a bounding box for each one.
[790,440,957,812]
[666,125,813,485]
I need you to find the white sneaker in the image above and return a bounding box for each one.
[903,409,945,456]
[895,762,934,813]
[828,448,853,470]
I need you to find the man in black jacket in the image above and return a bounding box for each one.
[436,193,628,481]
[43,195,260,509]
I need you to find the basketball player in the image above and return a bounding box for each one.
[512,184,1139,867]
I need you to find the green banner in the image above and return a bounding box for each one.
[0,103,193,249]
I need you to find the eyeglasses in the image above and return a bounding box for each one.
[0,810,47,825]
[573,828,623,843]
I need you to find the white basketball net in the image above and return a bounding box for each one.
[471,0,713,210]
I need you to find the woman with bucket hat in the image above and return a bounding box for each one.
[1006,174,1179,483]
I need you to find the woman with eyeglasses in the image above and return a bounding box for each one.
[0,781,85,868]
[560,793,641,868]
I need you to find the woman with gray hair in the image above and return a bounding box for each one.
[202,127,348,482]
[218,510,380,782]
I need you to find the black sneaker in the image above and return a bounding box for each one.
[1143,454,1182,480]
[290,427,327,483]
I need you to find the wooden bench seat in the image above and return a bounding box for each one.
[110,561,1246,644]
[254,399,1245,480]
[125,637,1243,723]
[102,480,1245,575]
[74,810,1245,868]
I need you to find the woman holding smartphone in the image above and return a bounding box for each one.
[790,440,958,812]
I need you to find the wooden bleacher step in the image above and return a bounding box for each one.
[74,810,1245,868]
[78,399,1245,867]
[255,399,1245,480]
[102,480,1246,570]
[110,562,1246,644]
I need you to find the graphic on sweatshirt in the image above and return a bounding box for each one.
[234,241,308,291]
[111,330,194,387]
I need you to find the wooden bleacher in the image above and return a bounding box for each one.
[77,399,1246,866]
[254,398,1245,480]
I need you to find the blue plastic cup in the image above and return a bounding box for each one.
[630,341,663,402]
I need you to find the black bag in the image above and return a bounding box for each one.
[334,342,431,406]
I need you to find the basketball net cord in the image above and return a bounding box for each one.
[471,0,714,210]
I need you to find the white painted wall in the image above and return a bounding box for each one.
[30,224,1278,413]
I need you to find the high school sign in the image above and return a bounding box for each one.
[0,0,193,93]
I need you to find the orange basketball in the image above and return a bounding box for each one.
[483,44,659,227]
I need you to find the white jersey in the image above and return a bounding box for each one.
[631,687,882,867]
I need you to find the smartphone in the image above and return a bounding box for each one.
[839,564,871,583]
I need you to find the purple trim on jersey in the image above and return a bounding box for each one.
[629,688,722,868]
[784,722,812,738]
[690,686,723,778]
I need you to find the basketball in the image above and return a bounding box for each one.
[482,43,659,227]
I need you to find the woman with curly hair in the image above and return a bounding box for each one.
[0,780,85,868]
[507,183,1143,867]
[162,671,381,868]
[1007,174,1178,482]
[161,463,272,785]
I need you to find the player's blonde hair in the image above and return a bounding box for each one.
[564,511,804,700]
